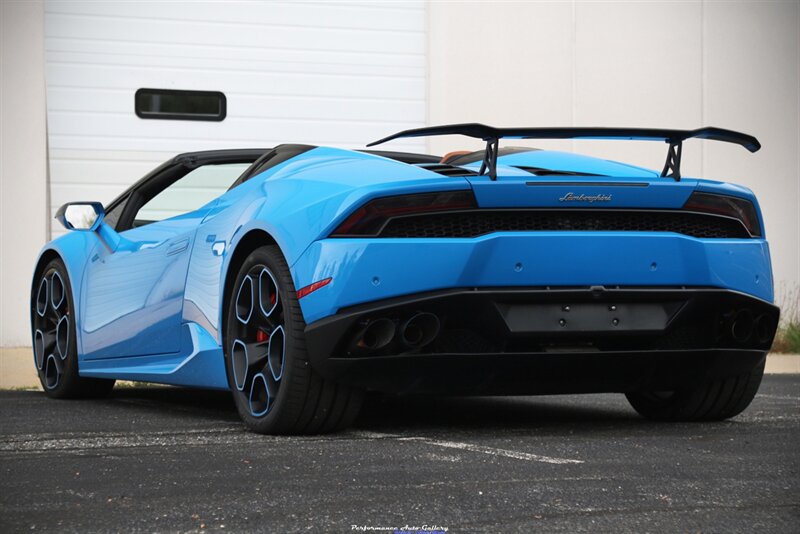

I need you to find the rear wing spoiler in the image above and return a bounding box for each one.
[367,123,760,181]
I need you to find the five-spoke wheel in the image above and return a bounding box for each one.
[32,268,70,390]
[31,259,114,398]
[229,265,286,417]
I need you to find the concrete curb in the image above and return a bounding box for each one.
[1,347,38,389]
[766,353,800,374]
[2,346,798,390]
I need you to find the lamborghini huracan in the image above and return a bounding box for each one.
[31,124,779,433]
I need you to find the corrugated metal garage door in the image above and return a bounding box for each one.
[44,1,427,237]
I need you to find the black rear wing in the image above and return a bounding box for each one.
[367,123,760,181]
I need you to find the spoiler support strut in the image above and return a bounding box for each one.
[660,140,683,181]
[478,137,500,180]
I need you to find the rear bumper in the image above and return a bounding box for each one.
[292,233,774,324]
[304,287,778,394]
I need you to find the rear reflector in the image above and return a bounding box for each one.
[297,277,332,299]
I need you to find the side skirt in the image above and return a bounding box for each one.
[78,323,229,390]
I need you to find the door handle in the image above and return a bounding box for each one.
[166,238,190,256]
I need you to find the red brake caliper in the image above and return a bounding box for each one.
[256,330,270,343]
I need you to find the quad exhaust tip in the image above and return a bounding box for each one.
[351,312,442,355]
[355,318,396,352]
[731,309,755,343]
[754,313,774,345]
[400,312,440,349]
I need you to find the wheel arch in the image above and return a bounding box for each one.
[30,249,63,336]
[31,249,62,299]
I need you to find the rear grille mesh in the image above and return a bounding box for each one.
[378,210,751,239]
[413,163,478,177]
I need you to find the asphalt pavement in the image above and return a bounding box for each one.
[1,376,798,533]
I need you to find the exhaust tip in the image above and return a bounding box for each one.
[355,318,396,352]
[400,312,440,349]
[754,314,775,345]
[731,309,755,343]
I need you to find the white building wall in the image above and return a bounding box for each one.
[429,0,800,316]
[0,0,49,347]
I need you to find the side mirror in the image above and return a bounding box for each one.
[54,201,128,253]
[55,202,105,231]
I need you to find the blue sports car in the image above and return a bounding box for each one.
[31,124,779,434]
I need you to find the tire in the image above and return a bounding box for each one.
[625,357,766,421]
[31,258,115,398]
[224,245,363,434]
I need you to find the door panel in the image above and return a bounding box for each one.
[80,211,205,359]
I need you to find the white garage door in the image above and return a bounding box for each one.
[44,0,427,237]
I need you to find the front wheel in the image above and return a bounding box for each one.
[224,245,362,434]
[626,356,766,421]
[31,258,115,398]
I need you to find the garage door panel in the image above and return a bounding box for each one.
[46,51,426,79]
[46,1,425,33]
[46,87,129,113]
[49,110,419,139]
[229,96,425,122]
[46,13,424,55]
[48,133,424,154]
[49,158,161,186]
[49,148,178,163]
[50,183,130,214]
[46,63,423,99]
[45,37,424,68]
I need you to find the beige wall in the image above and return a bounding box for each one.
[429,0,799,316]
[0,0,49,347]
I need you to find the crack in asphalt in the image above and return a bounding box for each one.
[1,427,585,467]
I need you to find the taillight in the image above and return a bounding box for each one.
[331,190,476,236]
[683,192,761,237]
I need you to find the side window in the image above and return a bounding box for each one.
[133,163,250,226]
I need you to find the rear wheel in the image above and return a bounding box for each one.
[626,357,765,421]
[31,258,115,398]
[224,245,362,434]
